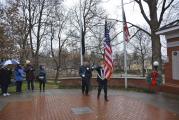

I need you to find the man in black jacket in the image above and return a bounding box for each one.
[79,62,92,96]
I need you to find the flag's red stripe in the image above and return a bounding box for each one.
[104,61,113,70]
[104,21,113,80]
[104,60,113,70]
[104,57,113,69]
[123,10,130,42]
[104,53,113,65]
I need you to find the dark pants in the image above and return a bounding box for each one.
[97,79,108,100]
[27,80,34,91]
[82,78,90,95]
[39,80,45,92]
[1,82,8,94]
[16,81,22,93]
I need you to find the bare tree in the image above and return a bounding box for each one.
[69,0,105,59]
[164,1,179,23]
[17,0,30,63]
[133,0,175,72]
[49,4,70,83]
[26,0,63,72]
[32,0,46,70]
[129,28,152,76]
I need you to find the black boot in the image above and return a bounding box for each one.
[105,95,109,102]
[97,87,101,99]
[97,94,100,99]
[97,91,100,99]
[85,92,89,96]
[105,98,109,102]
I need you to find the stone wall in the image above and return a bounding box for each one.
[59,77,148,88]
[59,77,179,95]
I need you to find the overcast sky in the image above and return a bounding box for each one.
[64,0,148,25]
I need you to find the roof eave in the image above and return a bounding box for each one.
[156,26,179,35]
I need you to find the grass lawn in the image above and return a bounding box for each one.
[7,81,59,93]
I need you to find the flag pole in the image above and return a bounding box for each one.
[80,0,83,65]
[121,0,128,89]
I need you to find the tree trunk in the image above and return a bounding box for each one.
[151,33,162,72]
[20,49,26,64]
[20,36,28,64]
[33,54,39,77]
[142,57,145,77]
[149,0,162,73]
[55,66,60,84]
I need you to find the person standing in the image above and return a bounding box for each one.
[95,63,109,102]
[25,60,35,92]
[0,66,11,96]
[6,67,12,95]
[38,65,46,92]
[15,64,25,93]
[79,62,92,96]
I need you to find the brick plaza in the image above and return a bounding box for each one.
[0,89,179,120]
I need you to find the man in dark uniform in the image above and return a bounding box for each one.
[79,62,92,96]
[95,63,109,102]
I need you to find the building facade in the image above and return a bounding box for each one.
[156,20,179,94]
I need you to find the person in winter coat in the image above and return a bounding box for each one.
[24,60,35,91]
[15,64,25,93]
[0,66,12,96]
[38,65,46,92]
[95,63,109,102]
[79,62,92,96]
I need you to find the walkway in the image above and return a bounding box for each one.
[0,89,179,120]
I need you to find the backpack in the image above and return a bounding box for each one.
[38,70,45,81]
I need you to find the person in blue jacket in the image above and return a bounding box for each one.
[15,64,25,93]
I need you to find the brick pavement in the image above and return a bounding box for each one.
[0,91,179,120]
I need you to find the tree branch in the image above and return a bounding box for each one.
[134,0,151,25]
[115,19,151,36]
[159,0,174,25]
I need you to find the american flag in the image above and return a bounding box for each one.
[123,10,130,42]
[103,20,113,80]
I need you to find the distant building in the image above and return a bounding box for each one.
[156,20,179,94]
